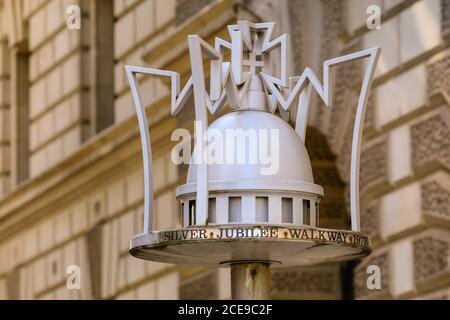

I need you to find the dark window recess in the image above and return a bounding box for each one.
[315,202,319,227]
[181,202,185,225]
[189,200,196,225]
[208,198,216,224]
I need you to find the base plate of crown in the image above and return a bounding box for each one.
[129,111,371,267]
[129,224,371,267]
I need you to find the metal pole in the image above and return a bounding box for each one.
[231,262,271,300]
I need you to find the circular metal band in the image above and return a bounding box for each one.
[129,224,371,267]
[176,180,324,197]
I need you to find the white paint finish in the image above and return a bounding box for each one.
[216,195,229,224]
[255,196,269,223]
[388,125,412,183]
[380,182,422,239]
[228,197,242,223]
[125,66,156,232]
[389,239,415,297]
[295,82,313,140]
[188,35,223,225]
[375,64,427,127]
[241,195,256,223]
[400,0,441,63]
[268,196,282,224]
[293,197,303,225]
[281,197,293,223]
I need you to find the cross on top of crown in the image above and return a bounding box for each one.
[224,21,289,87]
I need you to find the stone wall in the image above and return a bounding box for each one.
[0,39,10,196]
[26,0,85,177]
[322,0,450,299]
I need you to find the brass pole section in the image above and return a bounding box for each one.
[231,262,270,300]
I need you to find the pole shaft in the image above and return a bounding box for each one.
[231,263,270,300]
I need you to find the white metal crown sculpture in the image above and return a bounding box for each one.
[126,21,380,268]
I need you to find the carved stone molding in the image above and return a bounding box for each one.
[411,112,450,170]
[175,0,216,26]
[320,0,344,61]
[413,235,449,284]
[359,140,388,195]
[287,0,304,74]
[441,0,450,36]
[330,44,367,184]
[336,120,354,184]
[306,127,347,226]
[354,252,390,299]
[426,49,450,101]
[361,201,380,239]
[235,0,285,24]
[326,42,362,153]
[364,93,376,130]
[317,0,345,130]
[421,181,450,219]
[179,270,218,300]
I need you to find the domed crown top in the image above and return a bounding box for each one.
[187,111,314,185]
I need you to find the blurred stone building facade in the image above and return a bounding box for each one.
[0,0,448,300]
